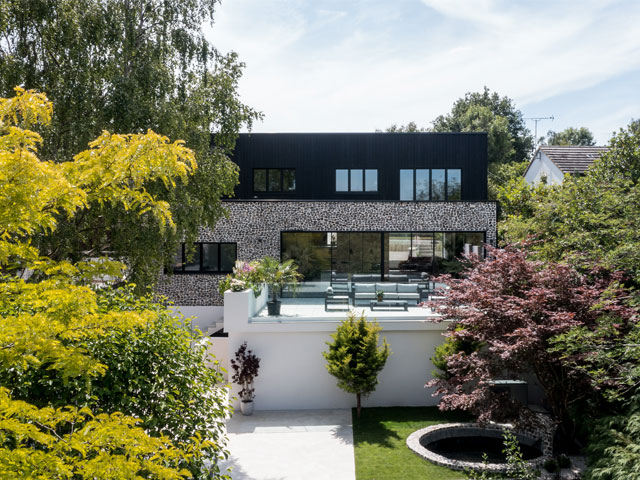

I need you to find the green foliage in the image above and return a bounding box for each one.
[0,89,230,478]
[0,0,262,288]
[381,122,427,132]
[431,326,478,379]
[256,256,302,301]
[431,87,533,165]
[323,313,391,418]
[465,430,536,480]
[502,120,640,285]
[545,127,596,146]
[585,394,640,480]
[218,260,263,297]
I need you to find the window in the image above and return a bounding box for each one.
[253,169,295,193]
[400,169,462,200]
[173,242,237,273]
[336,169,378,192]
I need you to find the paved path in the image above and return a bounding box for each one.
[220,409,355,480]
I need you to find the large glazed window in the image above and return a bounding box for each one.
[173,242,237,274]
[281,231,485,287]
[253,168,296,193]
[431,169,446,200]
[336,170,349,192]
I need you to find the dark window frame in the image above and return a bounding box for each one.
[401,168,463,201]
[253,168,296,193]
[173,242,237,274]
[335,168,379,193]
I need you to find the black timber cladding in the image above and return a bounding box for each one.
[229,132,488,201]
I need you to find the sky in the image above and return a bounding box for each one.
[205,0,640,145]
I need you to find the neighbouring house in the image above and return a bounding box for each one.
[157,133,505,410]
[524,145,608,185]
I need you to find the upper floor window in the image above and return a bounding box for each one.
[254,168,296,193]
[173,242,237,274]
[336,169,378,192]
[400,169,462,201]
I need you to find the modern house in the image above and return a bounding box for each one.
[157,132,502,410]
[524,145,608,185]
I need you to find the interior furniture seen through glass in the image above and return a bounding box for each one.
[281,231,484,296]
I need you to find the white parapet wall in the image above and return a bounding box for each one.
[217,289,448,411]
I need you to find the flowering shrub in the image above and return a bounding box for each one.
[218,260,263,297]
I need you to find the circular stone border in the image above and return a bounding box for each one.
[406,422,547,473]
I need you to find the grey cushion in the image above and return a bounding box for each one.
[376,283,397,293]
[397,293,419,300]
[388,274,408,283]
[355,283,375,293]
[397,283,418,293]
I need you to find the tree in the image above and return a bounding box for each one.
[0,88,230,478]
[431,87,533,165]
[323,313,390,418]
[426,246,633,442]
[0,0,262,288]
[379,121,427,132]
[544,127,596,146]
[501,120,640,286]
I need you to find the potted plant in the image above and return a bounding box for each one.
[231,342,261,415]
[376,290,384,302]
[257,256,302,316]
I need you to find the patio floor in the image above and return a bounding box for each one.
[251,297,441,322]
[220,409,355,480]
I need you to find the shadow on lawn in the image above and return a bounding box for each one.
[352,406,472,449]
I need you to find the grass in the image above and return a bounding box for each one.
[352,406,472,480]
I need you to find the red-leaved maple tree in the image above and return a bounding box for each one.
[427,246,632,438]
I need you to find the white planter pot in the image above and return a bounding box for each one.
[240,400,254,416]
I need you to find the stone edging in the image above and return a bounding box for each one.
[406,422,549,473]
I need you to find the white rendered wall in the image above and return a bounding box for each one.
[524,153,565,185]
[218,290,448,411]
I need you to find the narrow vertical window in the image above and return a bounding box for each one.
[447,169,462,200]
[365,169,378,192]
[336,169,349,191]
[268,169,281,192]
[400,169,414,200]
[220,244,237,272]
[184,244,201,271]
[253,169,267,192]
[283,169,296,192]
[202,243,219,272]
[415,169,430,201]
[350,169,363,191]
[431,169,446,200]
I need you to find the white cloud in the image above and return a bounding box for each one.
[205,0,640,138]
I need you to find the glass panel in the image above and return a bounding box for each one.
[400,169,414,200]
[431,169,445,200]
[184,244,200,271]
[350,169,363,192]
[283,169,296,191]
[336,169,348,191]
[220,244,237,272]
[365,169,378,192]
[416,169,430,201]
[202,243,218,272]
[447,169,462,200]
[268,169,281,192]
[408,233,434,278]
[281,232,331,283]
[173,244,183,272]
[253,169,266,192]
[385,233,411,277]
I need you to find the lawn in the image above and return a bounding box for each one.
[352,406,471,480]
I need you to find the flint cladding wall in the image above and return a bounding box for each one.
[156,200,497,306]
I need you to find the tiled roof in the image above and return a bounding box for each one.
[539,145,608,174]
